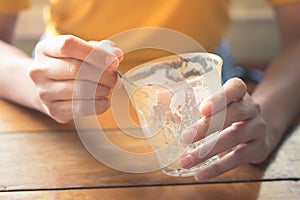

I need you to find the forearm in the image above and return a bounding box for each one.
[0,40,42,111]
[252,41,300,150]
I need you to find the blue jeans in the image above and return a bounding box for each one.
[215,40,263,83]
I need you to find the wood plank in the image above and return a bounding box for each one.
[262,125,300,178]
[0,130,189,191]
[0,86,138,132]
[0,99,74,132]
[0,99,132,132]
[0,181,299,200]
[1,126,299,190]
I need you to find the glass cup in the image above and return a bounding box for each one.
[123,52,223,177]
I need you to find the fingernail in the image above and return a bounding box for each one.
[179,154,194,168]
[181,127,197,144]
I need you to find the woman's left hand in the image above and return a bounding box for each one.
[179,77,274,181]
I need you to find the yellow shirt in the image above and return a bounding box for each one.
[1,0,299,43]
[1,0,229,51]
[0,0,299,70]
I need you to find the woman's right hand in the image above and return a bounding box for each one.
[29,35,123,123]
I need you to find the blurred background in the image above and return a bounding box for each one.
[14,0,280,66]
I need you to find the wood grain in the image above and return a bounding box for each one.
[0,130,184,191]
[0,181,299,200]
[0,126,299,191]
[0,87,138,132]
[1,87,300,199]
[0,99,74,132]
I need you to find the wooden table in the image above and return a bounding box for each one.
[0,97,299,199]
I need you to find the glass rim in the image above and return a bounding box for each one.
[123,52,223,78]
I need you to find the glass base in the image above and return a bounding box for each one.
[162,155,219,177]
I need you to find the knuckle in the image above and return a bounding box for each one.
[210,162,222,176]
[47,104,58,117]
[234,78,247,91]
[232,148,244,167]
[59,35,77,56]
[47,105,69,123]
[43,101,71,124]
[222,125,241,145]
[230,77,247,96]
[29,68,44,82]
[37,89,51,101]
[230,124,240,135]
[253,142,269,163]
[226,125,240,138]
[34,41,43,53]
[255,118,266,133]
[230,101,245,119]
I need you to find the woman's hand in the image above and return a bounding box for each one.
[29,35,123,123]
[179,78,274,181]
